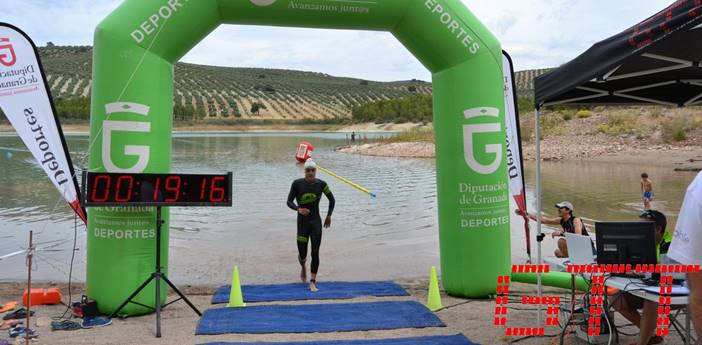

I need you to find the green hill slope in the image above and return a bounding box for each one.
[37,45,548,120]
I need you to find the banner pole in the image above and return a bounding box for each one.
[502,51,531,262]
[535,108,543,331]
[26,230,33,345]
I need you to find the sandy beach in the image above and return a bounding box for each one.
[0,279,656,345]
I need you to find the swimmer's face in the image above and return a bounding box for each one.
[305,167,316,180]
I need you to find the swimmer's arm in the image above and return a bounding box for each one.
[287,183,298,211]
[323,184,335,217]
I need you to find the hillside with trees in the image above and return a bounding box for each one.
[31,45,434,122]
[2,45,549,124]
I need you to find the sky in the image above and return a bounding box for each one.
[3,0,675,81]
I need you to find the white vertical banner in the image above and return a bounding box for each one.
[0,23,86,223]
[502,51,530,261]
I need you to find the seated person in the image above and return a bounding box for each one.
[519,201,592,258]
[611,210,671,345]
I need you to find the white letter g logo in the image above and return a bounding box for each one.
[101,102,151,173]
[462,107,502,175]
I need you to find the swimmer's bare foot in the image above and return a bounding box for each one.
[309,279,319,292]
[300,265,307,283]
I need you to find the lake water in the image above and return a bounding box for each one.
[0,132,697,285]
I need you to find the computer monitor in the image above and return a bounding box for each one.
[595,221,657,266]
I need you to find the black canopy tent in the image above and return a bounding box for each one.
[536,0,702,108]
[530,1,702,337]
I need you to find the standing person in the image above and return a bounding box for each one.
[611,210,671,345]
[287,159,335,292]
[667,171,702,342]
[351,131,356,142]
[518,201,592,258]
[641,172,654,210]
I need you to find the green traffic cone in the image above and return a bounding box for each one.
[427,266,443,311]
[227,265,246,308]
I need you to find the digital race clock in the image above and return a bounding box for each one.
[81,171,232,207]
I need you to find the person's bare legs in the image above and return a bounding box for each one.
[639,300,658,345]
[688,272,702,341]
[309,273,318,292]
[612,295,642,328]
[299,258,307,283]
[297,235,309,283]
[309,231,322,292]
[555,238,569,258]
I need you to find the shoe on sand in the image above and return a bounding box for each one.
[8,325,37,338]
[81,316,112,329]
[2,308,34,320]
[0,301,17,313]
[649,336,664,345]
[51,320,81,331]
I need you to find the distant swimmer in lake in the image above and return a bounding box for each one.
[287,159,335,292]
[641,172,654,210]
[517,201,593,258]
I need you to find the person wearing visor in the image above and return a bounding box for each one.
[611,210,671,345]
[287,159,335,292]
[518,201,592,258]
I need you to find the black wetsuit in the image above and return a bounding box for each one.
[287,178,335,274]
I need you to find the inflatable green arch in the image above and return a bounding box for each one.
[89,0,510,315]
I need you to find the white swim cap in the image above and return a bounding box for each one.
[304,159,317,170]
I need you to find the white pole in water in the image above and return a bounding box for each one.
[535,108,543,331]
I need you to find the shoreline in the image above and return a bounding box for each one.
[0,122,423,135]
[337,138,702,169]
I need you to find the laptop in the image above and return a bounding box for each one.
[565,232,595,265]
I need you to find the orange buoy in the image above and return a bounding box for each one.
[22,288,62,306]
[295,141,315,163]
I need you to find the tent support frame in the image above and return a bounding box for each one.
[534,107,543,330]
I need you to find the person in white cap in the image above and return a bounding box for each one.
[517,201,592,258]
[286,159,335,292]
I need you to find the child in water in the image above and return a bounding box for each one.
[641,172,654,210]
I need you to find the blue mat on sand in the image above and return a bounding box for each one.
[196,301,444,335]
[211,281,408,304]
[197,334,479,345]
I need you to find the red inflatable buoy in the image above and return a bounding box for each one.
[295,141,314,163]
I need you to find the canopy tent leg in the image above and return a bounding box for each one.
[535,108,543,330]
